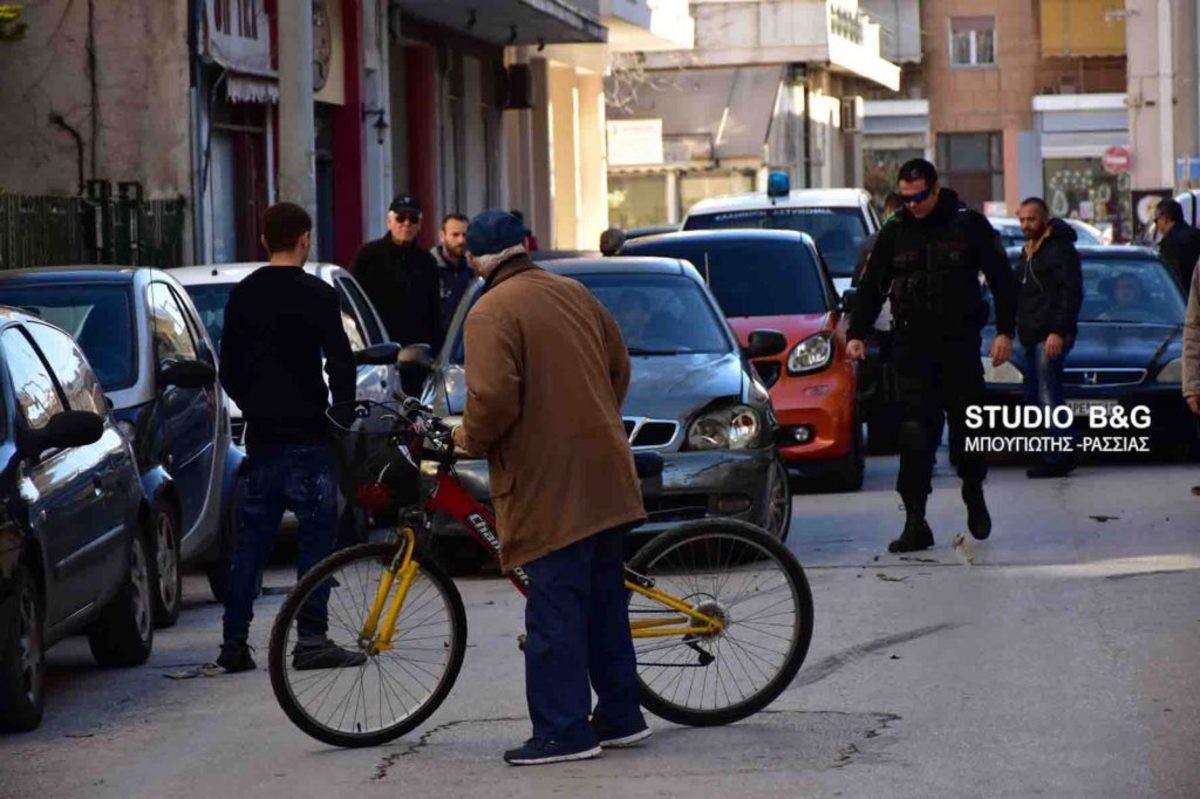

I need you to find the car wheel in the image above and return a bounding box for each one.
[147,500,182,628]
[88,532,154,667]
[765,456,793,542]
[0,563,45,732]
[834,413,865,492]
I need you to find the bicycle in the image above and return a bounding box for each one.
[267,399,814,748]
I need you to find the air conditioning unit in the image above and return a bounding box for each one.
[841,97,862,132]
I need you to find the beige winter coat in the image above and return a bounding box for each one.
[453,256,646,571]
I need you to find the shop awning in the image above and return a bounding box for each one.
[608,66,783,163]
[399,0,606,45]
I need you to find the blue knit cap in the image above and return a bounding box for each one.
[466,210,529,256]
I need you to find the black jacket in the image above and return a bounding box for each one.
[350,236,441,347]
[849,188,1017,342]
[219,266,356,453]
[1158,221,1200,292]
[1015,219,1083,346]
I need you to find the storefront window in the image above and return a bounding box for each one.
[608,174,669,229]
[1044,158,1133,243]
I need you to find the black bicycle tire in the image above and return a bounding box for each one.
[627,518,813,727]
[268,542,468,748]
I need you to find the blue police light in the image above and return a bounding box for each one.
[767,171,790,199]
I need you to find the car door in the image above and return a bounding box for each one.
[24,322,132,601]
[147,281,217,537]
[333,276,391,403]
[2,326,109,627]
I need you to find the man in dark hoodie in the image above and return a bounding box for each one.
[1015,197,1083,478]
[848,159,1018,553]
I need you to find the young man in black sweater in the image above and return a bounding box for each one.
[216,202,363,673]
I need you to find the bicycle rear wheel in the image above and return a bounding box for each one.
[627,519,813,727]
[268,542,467,748]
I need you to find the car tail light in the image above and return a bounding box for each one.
[356,481,393,513]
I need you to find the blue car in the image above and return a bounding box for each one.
[0,268,244,622]
[0,309,153,732]
[980,246,1193,458]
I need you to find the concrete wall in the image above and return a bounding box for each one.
[0,0,191,198]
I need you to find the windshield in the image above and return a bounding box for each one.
[621,237,829,317]
[683,207,868,277]
[450,273,731,363]
[184,283,236,352]
[984,257,1186,326]
[0,283,136,390]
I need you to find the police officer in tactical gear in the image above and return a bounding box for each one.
[848,159,1018,553]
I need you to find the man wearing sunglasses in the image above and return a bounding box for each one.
[847,159,1017,553]
[350,194,441,394]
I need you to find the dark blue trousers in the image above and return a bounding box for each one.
[521,526,645,746]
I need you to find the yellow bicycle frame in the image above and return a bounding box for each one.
[358,531,724,648]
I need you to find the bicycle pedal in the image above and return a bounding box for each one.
[517,633,526,652]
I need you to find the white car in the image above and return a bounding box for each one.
[172,263,399,447]
[989,216,1106,248]
[682,186,880,296]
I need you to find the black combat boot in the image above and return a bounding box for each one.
[889,495,934,553]
[962,479,991,540]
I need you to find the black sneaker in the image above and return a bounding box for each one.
[888,519,934,553]
[292,639,368,671]
[217,640,256,673]
[962,481,991,540]
[592,718,651,749]
[503,737,603,766]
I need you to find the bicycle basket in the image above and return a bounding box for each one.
[327,401,422,512]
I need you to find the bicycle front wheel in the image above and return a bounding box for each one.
[627,519,813,727]
[268,542,467,748]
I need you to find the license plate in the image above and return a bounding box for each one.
[1067,399,1117,417]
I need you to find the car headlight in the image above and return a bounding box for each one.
[982,357,1023,385]
[687,405,761,450]
[787,332,833,374]
[1156,357,1183,384]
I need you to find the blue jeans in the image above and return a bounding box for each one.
[222,445,338,644]
[521,527,645,746]
[1021,337,1074,466]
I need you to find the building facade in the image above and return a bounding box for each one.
[606,0,901,229]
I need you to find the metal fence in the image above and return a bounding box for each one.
[0,181,186,271]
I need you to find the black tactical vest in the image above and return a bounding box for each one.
[886,209,986,340]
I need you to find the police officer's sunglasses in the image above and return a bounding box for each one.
[394,212,421,224]
[899,188,932,206]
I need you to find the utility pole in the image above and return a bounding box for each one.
[277,0,318,239]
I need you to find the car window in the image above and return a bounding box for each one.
[149,282,198,362]
[25,322,107,415]
[621,237,829,317]
[984,256,1186,325]
[578,274,731,355]
[184,283,235,352]
[338,278,386,343]
[0,284,136,390]
[331,282,369,350]
[2,327,65,430]
[683,207,868,277]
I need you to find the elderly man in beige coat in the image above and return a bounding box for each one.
[452,210,649,766]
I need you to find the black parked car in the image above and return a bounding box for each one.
[980,246,1194,458]
[0,309,154,732]
[0,268,243,620]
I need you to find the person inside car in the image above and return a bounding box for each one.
[1098,274,1155,322]
[613,290,653,343]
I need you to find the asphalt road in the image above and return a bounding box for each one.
[2,455,1198,799]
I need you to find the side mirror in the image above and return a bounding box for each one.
[840,287,858,312]
[159,358,217,389]
[354,342,402,366]
[22,410,104,456]
[397,343,435,376]
[744,329,788,360]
